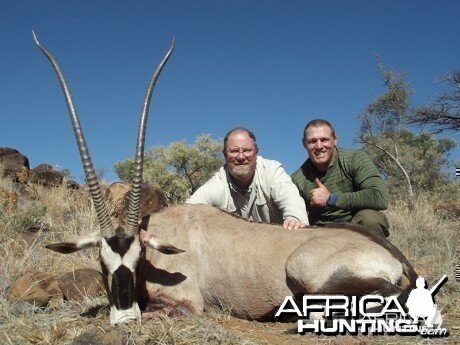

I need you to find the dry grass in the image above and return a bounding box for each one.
[382,194,460,344]
[0,178,458,344]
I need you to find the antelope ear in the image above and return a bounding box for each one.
[139,230,185,255]
[45,232,101,254]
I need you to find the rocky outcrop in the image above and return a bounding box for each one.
[0,147,29,183]
[8,268,105,307]
[0,148,29,167]
[29,164,65,187]
[0,147,80,190]
[8,271,62,307]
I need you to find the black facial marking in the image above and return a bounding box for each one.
[99,234,141,310]
[111,265,136,310]
[100,263,115,307]
[106,234,136,257]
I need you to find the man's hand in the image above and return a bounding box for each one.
[283,218,305,230]
[309,178,330,207]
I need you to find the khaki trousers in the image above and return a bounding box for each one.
[350,209,390,238]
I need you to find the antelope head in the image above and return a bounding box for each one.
[33,31,183,324]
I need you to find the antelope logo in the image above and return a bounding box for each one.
[406,275,447,328]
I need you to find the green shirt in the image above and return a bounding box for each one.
[291,147,389,225]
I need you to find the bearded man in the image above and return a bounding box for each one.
[187,127,309,229]
[291,119,390,237]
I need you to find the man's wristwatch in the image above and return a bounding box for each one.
[327,193,338,206]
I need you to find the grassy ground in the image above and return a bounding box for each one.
[0,179,458,344]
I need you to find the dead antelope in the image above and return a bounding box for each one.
[34,33,418,325]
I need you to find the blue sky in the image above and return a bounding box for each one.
[1,1,458,182]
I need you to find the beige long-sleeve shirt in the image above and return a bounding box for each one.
[187,156,309,225]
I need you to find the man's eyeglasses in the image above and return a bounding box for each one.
[226,148,256,157]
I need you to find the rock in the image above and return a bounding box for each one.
[0,147,29,168]
[0,148,30,183]
[66,180,80,190]
[30,164,54,174]
[15,165,29,183]
[8,271,62,307]
[59,268,105,301]
[106,182,168,223]
[29,164,64,187]
[1,164,29,183]
[72,328,126,345]
[0,147,18,155]
[19,226,51,246]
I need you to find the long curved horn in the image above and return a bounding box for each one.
[32,31,114,237]
[125,38,175,235]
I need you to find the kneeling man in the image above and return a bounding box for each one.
[291,119,390,237]
[187,128,309,230]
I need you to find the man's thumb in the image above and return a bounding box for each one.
[314,178,324,187]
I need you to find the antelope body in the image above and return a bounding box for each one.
[137,204,416,320]
[33,33,417,325]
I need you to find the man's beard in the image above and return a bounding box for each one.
[228,164,253,178]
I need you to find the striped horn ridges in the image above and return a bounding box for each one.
[125,38,175,235]
[32,31,114,237]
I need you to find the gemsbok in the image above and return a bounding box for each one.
[34,32,418,325]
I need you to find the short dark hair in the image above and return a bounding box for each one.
[303,119,336,141]
[223,127,257,150]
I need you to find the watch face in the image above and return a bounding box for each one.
[327,193,336,206]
